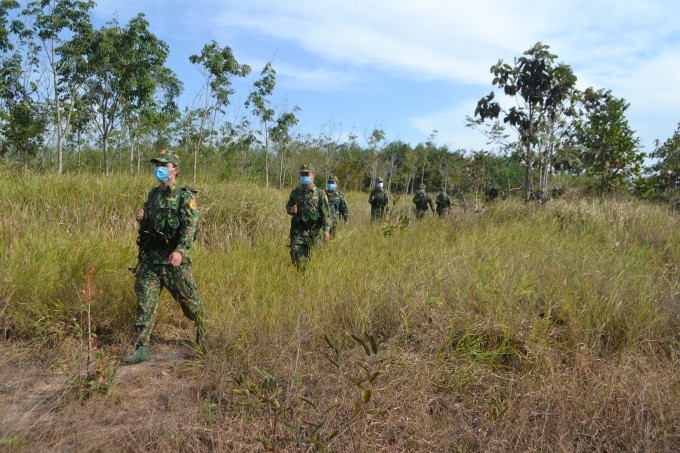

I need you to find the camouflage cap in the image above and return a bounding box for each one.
[150,149,180,167]
[439,187,445,191]
[299,163,315,173]
[376,177,384,183]
[327,174,338,183]
[419,183,426,189]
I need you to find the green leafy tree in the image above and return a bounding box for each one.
[575,88,643,196]
[647,123,680,208]
[474,42,577,202]
[245,62,276,187]
[84,14,171,175]
[189,41,250,182]
[23,0,94,174]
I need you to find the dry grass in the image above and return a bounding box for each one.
[1,169,680,451]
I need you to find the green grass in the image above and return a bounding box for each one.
[2,169,680,451]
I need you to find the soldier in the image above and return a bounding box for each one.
[286,163,330,267]
[325,174,349,235]
[368,177,389,222]
[121,150,207,364]
[412,183,434,219]
[435,187,452,218]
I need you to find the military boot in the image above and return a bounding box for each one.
[195,324,209,354]
[120,344,150,364]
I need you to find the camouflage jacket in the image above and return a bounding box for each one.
[368,189,389,212]
[286,185,330,233]
[413,193,434,212]
[325,190,349,224]
[139,182,198,264]
[435,193,451,212]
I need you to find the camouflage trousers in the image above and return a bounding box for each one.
[290,229,323,266]
[437,209,449,218]
[133,261,205,346]
[370,208,387,222]
[415,209,430,219]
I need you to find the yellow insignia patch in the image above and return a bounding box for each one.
[168,198,177,201]
[189,199,197,210]
[325,194,329,203]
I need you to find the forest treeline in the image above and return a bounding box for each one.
[1,1,679,201]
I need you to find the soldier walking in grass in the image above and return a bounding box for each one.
[435,187,452,218]
[121,150,207,364]
[286,163,330,267]
[325,174,349,236]
[368,177,389,222]
[413,183,435,219]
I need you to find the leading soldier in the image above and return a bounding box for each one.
[122,150,207,364]
[286,163,330,267]
[435,187,452,218]
[368,177,389,222]
[412,183,435,219]
[325,174,349,235]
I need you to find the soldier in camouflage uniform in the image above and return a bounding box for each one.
[325,174,349,235]
[121,150,207,364]
[435,187,452,218]
[368,177,389,222]
[412,183,435,219]
[286,163,330,267]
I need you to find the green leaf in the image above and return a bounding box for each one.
[283,422,301,433]
[351,334,370,356]
[369,335,378,354]
[369,371,380,383]
[309,437,330,449]
[329,430,339,440]
[362,389,372,404]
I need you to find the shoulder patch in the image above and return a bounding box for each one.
[189,199,197,210]
[325,194,329,203]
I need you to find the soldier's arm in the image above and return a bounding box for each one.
[320,191,331,232]
[385,193,390,213]
[447,196,451,208]
[175,192,198,258]
[412,195,418,204]
[286,191,297,215]
[368,190,374,205]
[340,196,349,222]
[429,197,435,211]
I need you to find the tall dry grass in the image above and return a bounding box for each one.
[1,169,680,451]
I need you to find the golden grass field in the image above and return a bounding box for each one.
[1,169,679,452]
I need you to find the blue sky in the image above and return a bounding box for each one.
[92,0,680,152]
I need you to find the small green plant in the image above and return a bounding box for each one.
[323,333,389,453]
[232,369,336,451]
[381,195,410,256]
[57,265,119,402]
[0,435,30,447]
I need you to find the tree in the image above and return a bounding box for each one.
[364,128,385,190]
[474,42,577,202]
[189,41,250,182]
[648,123,680,208]
[23,0,94,174]
[574,88,643,196]
[84,14,171,176]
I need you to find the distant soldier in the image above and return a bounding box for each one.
[286,163,330,267]
[412,183,434,219]
[325,174,349,235]
[435,187,452,218]
[122,150,207,364]
[368,177,389,222]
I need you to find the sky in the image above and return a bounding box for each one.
[91,0,680,153]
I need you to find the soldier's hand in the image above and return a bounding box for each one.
[135,210,145,223]
[291,205,298,214]
[370,196,375,201]
[323,231,330,241]
[168,251,183,267]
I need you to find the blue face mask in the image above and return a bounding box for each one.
[300,176,312,185]
[419,189,424,194]
[154,166,171,183]
[327,184,336,191]
[377,183,383,188]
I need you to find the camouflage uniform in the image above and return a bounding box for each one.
[286,163,330,266]
[368,178,389,222]
[413,184,434,219]
[131,150,205,349]
[435,188,452,217]
[325,175,349,235]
